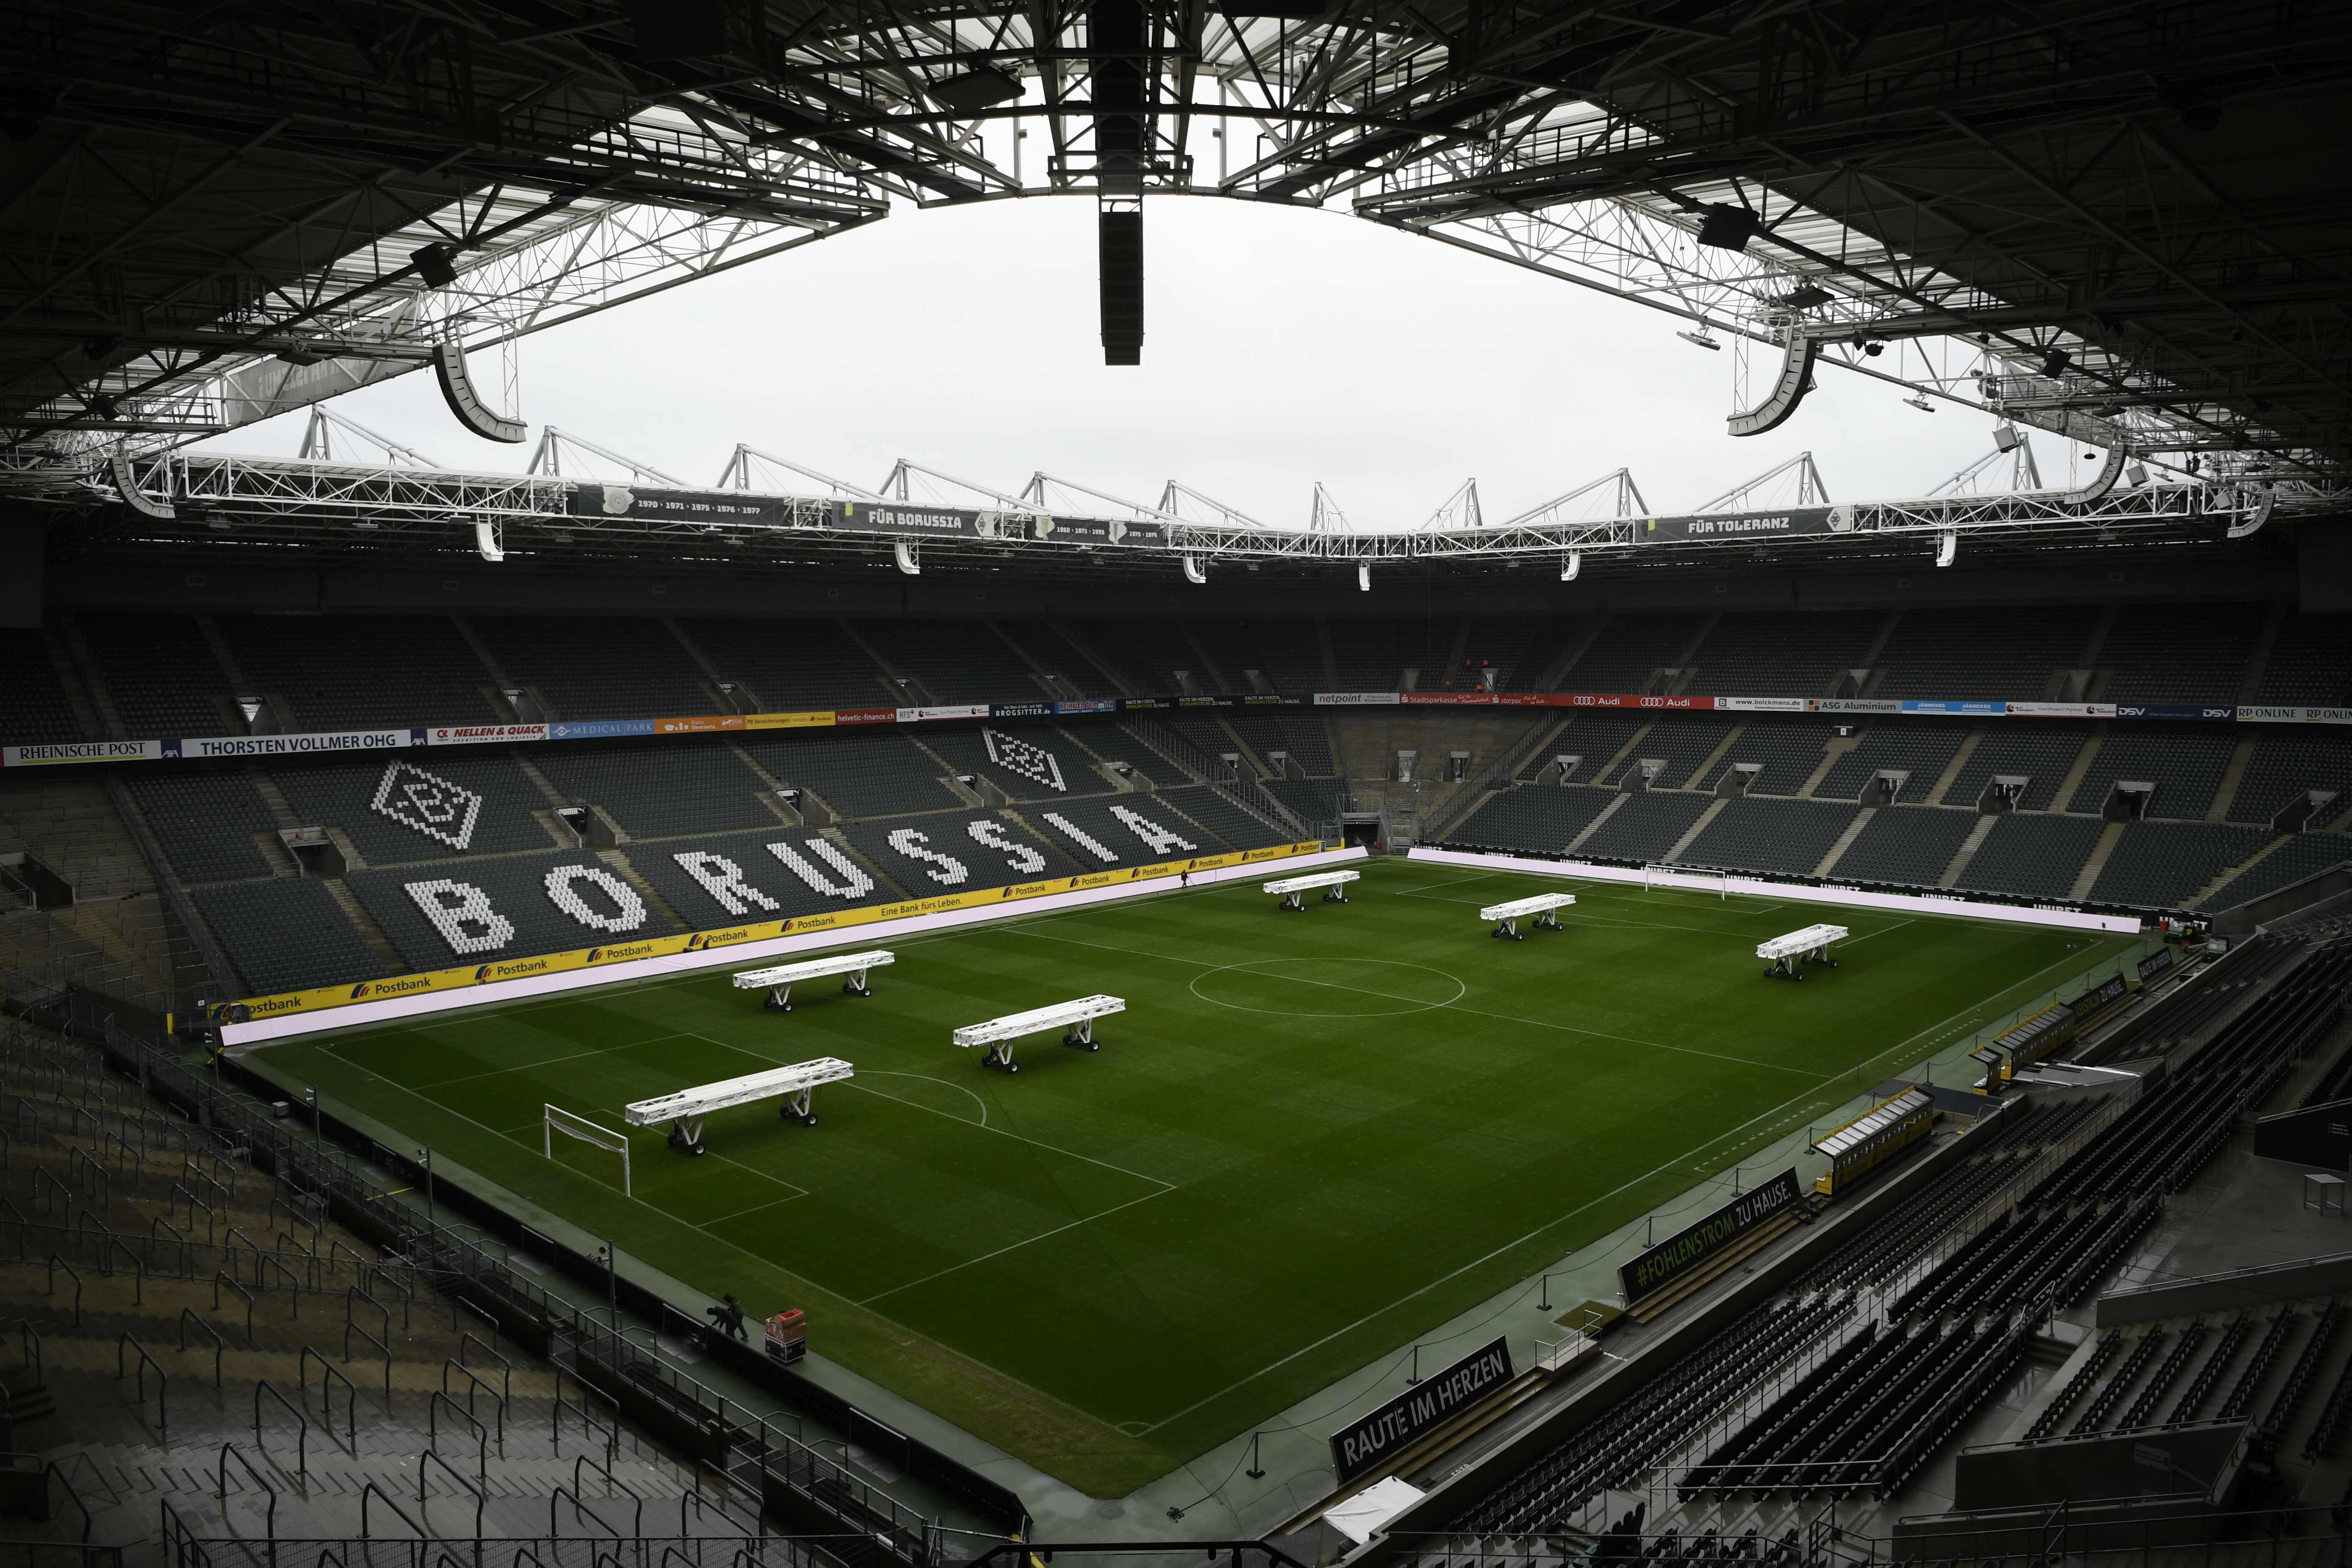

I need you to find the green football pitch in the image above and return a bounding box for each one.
[246,858,2138,1495]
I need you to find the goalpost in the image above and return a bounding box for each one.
[1642,863,1730,900]
[544,1103,632,1197]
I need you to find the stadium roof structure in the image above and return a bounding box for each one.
[4,0,2349,521]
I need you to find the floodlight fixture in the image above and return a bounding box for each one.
[1776,284,1833,311]
[1903,395,1935,413]
[1696,204,1759,252]
[2125,461,2149,486]
[1992,422,2024,452]
[1676,329,1721,351]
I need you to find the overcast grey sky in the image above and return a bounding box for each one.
[211,195,2091,525]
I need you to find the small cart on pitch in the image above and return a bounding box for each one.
[954,996,1124,1073]
[1264,870,1359,911]
[624,1058,854,1153]
[1480,892,1576,939]
[1758,923,1848,980]
[733,950,893,1011]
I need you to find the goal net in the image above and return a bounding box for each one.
[1642,863,1730,900]
[544,1103,632,1197]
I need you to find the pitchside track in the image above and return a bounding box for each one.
[248,859,2138,1494]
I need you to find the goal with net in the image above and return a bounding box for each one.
[1643,863,1730,900]
[544,1103,632,1196]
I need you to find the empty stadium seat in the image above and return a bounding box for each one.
[2229,733,2352,827]
[738,730,960,818]
[634,822,1037,920]
[79,614,236,737]
[1559,612,1708,691]
[469,616,715,720]
[2257,613,2352,707]
[2099,602,2268,703]
[532,740,777,838]
[1825,806,1979,887]
[850,619,1045,704]
[2089,821,2276,909]
[1682,797,1860,877]
[1687,611,1883,697]
[216,614,502,730]
[0,629,87,744]
[194,877,388,995]
[1021,792,1225,868]
[1695,718,1830,796]
[1955,811,2106,900]
[271,753,555,865]
[1871,606,2087,700]
[1519,712,1650,783]
[1812,724,1969,802]
[2211,833,2352,910]
[1575,790,1712,862]
[919,723,1104,801]
[125,771,279,884]
[2068,729,2239,818]
[1611,715,1738,789]
[994,620,1126,696]
[678,617,901,710]
[1946,726,2090,811]
[1153,784,1288,849]
[1452,787,1618,855]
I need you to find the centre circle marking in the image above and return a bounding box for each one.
[1188,958,1467,1018]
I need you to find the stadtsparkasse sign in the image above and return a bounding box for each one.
[1329,1337,1514,1484]
[1618,1169,1802,1305]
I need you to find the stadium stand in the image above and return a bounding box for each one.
[1614,715,1739,789]
[1063,619,1170,694]
[1683,797,1861,877]
[215,613,503,730]
[1450,784,1620,855]
[1232,618,1328,692]
[124,770,280,884]
[2257,612,2352,706]
[1153,784,1290,849]
[1451,615,1546,691]
[346,847,681,970]
[1271,712,1339,776]
[1945,725,2091,811]
[679,616,901,709]
[192,876,389,994]
[1870,606,2089,700]
[738,729,961,818]
[2213,832,2352,910]
[2229,732,2352,827]
[1955,811,2107,900]
[1828,806,1981,888]
[2088,821,2275,909]
[1097,618,1224,692]
[77,612,235,736]
[1688,611,1884,697]
[532,739,778,837]
[1520,712,1648,782]
[469,615,715,719]
[1695,717,1832,796]
[0,628,86,743]
[1263,775,1346,829]
[1330,616,1449,691]
[851,618,1045,704]
[1813,723,1971,801]
[841,809,1075,892]
[2067,728,2240,818]
[1559,612,1707,691]
[919,722,1102,801]
[1162,710,1247,771]
[1576,790,1713,862]
[1220,709,1285,769]
[2098,602,2269,703]
[270,753,557,864]
[996,618,1124,696]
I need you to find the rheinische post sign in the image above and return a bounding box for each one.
[1329,1337,1514,1483]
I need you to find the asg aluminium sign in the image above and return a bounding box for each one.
[1329,1337,1514,1484]
[1619,1169,1803,1304]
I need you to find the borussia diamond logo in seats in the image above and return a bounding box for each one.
[983,728,1066,792]
[370,760,484,850]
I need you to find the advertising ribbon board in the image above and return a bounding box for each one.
[548,719,656,740]
[1329,1337,1514,1484]
[3,739,162,767]
[569,485,793,527]
[830,499,983,537]
[1619,1169,1803,1305]
[746,711,836,730]
[2115,705,2237,721]
[1636,509,1840,542]
[166,729,419,760]
[655,715,745,734]
[430,724,547,745]
[1902,700,2006,716]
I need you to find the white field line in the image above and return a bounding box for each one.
[857,1189,1176,1306]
